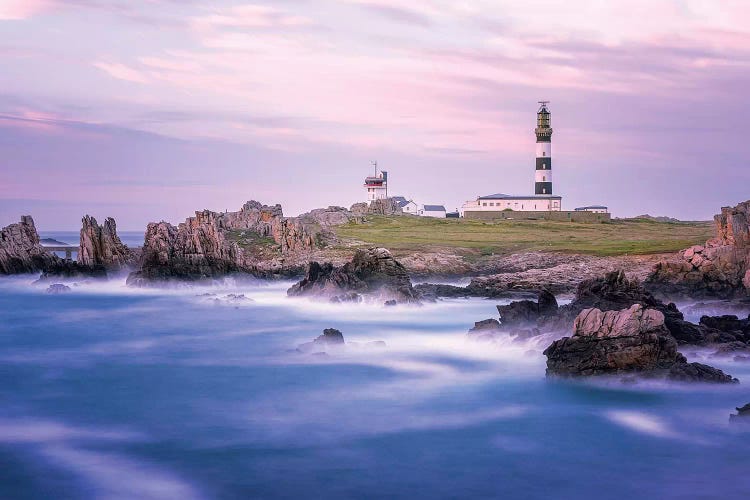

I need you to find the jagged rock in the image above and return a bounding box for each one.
[127,211,244,284]
[0,216,57,274]
[544,305,736,382]
[45,283,71,294]
[78,215,135,270]
[648,200,750,298]
[127,200,335,285]
[730,403,750,422]
[287,248,420,303]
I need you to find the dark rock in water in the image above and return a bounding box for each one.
[297,328,345,353]
[667,362,737,383]
[329,292,362,304]
[497,289,558,327]
[317,328,345,344]
[469,318,501,333]
[384,299,397,307]
[699,314,749,336]
[413,283,470,300]
[544,304,736,382]
[45,283,71,294]
[288,248,420,304]
[38,260,107,281]
[730,403,750,422]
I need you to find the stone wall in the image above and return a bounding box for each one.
[464,210,611,223]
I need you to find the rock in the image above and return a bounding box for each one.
[317,328,345,344]
[0,216,57,274]
[45,283,71,294]
[667,362,737,383]
[127,200,345,285]
[287,248,420,303]
[350,198,403,216]
[127,211,244,284]
[383,299,397,307]
[730,403,750,422]
[544,304,736,382]
[497,289,558,327]
[648,200,750,298]
[297,328,346,353]
[78,215,135,270]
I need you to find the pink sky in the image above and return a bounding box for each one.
[1,0,749,229]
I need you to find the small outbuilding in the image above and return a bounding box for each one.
[421,205,447,218]
[574,205,609,214]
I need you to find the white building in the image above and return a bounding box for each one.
[391,196,419,215]
[421,204,447,218]
[575,205,608,214]
[463,194,561,214]
[364,168,388,202]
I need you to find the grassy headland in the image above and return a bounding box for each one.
[333,216,714,257]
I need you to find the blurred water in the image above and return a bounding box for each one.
[0,276,749,499]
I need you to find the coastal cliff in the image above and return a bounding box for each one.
[648,200,750,297]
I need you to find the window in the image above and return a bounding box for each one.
[542,151,546,156]
[490,202,495,206]
[543,176,546,181]
[482,202,487,206]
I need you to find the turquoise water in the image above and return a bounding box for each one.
[1,263,750,498]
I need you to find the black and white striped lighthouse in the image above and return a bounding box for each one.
[534,101,553,195]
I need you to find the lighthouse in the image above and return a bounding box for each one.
[534,101,553,195]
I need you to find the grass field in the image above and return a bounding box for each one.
[333,216,714,257]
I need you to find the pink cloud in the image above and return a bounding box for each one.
[93,62,150,84]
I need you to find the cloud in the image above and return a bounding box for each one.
[355,2,432,27]
[0,0,53,20]
[93,61,150,84]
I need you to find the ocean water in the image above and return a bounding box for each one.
[1,273,750,500]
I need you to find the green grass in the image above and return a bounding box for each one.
[333,216,714,257]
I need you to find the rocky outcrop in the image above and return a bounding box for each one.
[350,198,403,216]
[287,247,420,303]
[0,216,57,274]
[416,252,663,298]
[544,305,736,382]
[78,215,135,270]
[127,211,245,284]
[648,200,750,298]
[127,200,342,284]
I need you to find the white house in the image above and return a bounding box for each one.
[421,204,447,218]
[575,205,609,214]
[391,196,419,215]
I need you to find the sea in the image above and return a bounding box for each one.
[0,231,748,499]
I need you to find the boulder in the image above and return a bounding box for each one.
[287,248,420,303]
[297,328,345,353]
[544,305,736,382]
[496,289,558,327]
